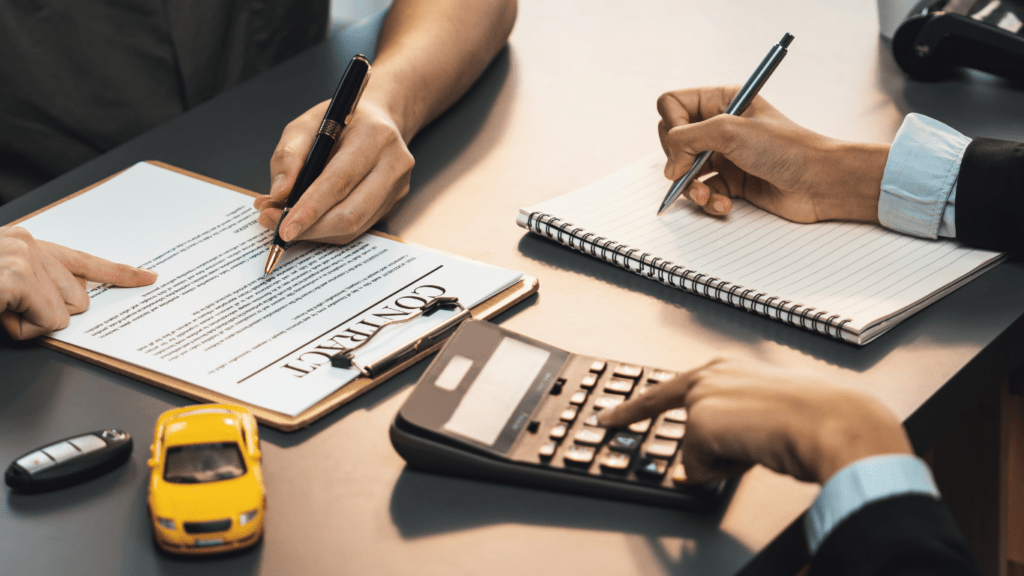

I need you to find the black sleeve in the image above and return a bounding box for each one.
[808,495,982,576]
[955,137,1024,256]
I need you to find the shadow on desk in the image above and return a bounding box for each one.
[388,467,750,576]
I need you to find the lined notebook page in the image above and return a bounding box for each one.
[524,155,1003,334]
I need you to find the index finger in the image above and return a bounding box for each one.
[597,358,724,428]
[40,241,158,287]
[657,86,741,132]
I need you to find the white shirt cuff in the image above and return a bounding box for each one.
[804,454,941,555]
[879,113,970,238]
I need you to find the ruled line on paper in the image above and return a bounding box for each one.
[524,154,1004,335]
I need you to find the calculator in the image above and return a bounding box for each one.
[390,320,727,509]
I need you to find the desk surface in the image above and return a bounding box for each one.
[3,1,1024,574]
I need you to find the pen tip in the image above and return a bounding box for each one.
[780,33,794,47]
[264,245,284,276]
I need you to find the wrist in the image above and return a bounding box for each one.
[812,415,913,483]
[816,141,889,223]
[359,71,419,144]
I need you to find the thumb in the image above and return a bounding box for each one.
[663,115,745,181]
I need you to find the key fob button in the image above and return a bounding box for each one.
[15,451,56,474]
[101,429,129,442]
[41,442,80,463]
[68,435,107,454]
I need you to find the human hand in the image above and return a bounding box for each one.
[598,358,912,484]
[254,95,415,245]
[657,86,889,223]
[0,226,158,340]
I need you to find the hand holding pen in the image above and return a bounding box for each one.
[260,55,373,274]
[658,34,794,215]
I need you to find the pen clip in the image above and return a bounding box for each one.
[344,58,372,126]
[330,296,470,378]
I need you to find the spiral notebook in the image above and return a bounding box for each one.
[517,155,1005,345]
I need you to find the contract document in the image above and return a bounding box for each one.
[19,163,524,417]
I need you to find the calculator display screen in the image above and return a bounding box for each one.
[442,337,552,445]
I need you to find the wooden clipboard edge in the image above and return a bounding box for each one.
[25,161,539,432]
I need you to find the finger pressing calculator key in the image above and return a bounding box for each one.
[391,320,728,510]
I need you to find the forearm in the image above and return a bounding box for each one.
[817,140,888,223]
[367,0,517,142]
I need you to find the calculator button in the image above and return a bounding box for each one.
[671,463,690,484]
[549,379,565,395]
[613,364,643,378]
[635,457,669,479]
[607,432,643,453]
[655,423,686,440]
[648,370,675,383]
[574,427,607,446]
[593,395,625,410]
[564,445,596,465]
[604,378,635,395]
[539,441,557,459]
[550,423,568,439]
[644,439,678,459]
[628,419,652,434]
[527,420,540,433]
[589,360,606,373]
[580,373,598,389]
[583,413,605,428]
[560,405,579,422]
[664,408,688,423]
[569,390,588,405]
[599,451,631,472]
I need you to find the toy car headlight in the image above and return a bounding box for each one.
[239,509,259,526]
[155,517,176,530]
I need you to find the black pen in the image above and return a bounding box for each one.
[264,54,372,275]
[657,33,794,215]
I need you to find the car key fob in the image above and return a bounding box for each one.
[5,429,133,493]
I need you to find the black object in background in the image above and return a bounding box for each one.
[893,0,1024,81]
[5,430,133,493]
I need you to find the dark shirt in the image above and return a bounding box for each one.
[0,0,329,202]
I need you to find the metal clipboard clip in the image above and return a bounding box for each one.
[329,296,471,378]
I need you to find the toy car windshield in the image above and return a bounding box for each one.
[163,443,247,484]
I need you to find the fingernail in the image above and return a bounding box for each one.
[140,268,159,278]
[713,198,728,212]
[283,223,301,242]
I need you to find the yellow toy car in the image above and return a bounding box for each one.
[147,404,266,554]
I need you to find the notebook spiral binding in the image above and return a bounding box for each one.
[527,212,854,341]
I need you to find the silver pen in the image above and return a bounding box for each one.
[658,33,794,215]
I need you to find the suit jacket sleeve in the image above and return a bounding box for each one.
[808,495,981,576]
[956,137,1024,256]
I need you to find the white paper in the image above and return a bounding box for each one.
[519,154,1003,336]
[20,163,523,417]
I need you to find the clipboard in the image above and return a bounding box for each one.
[9,161,539,431]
